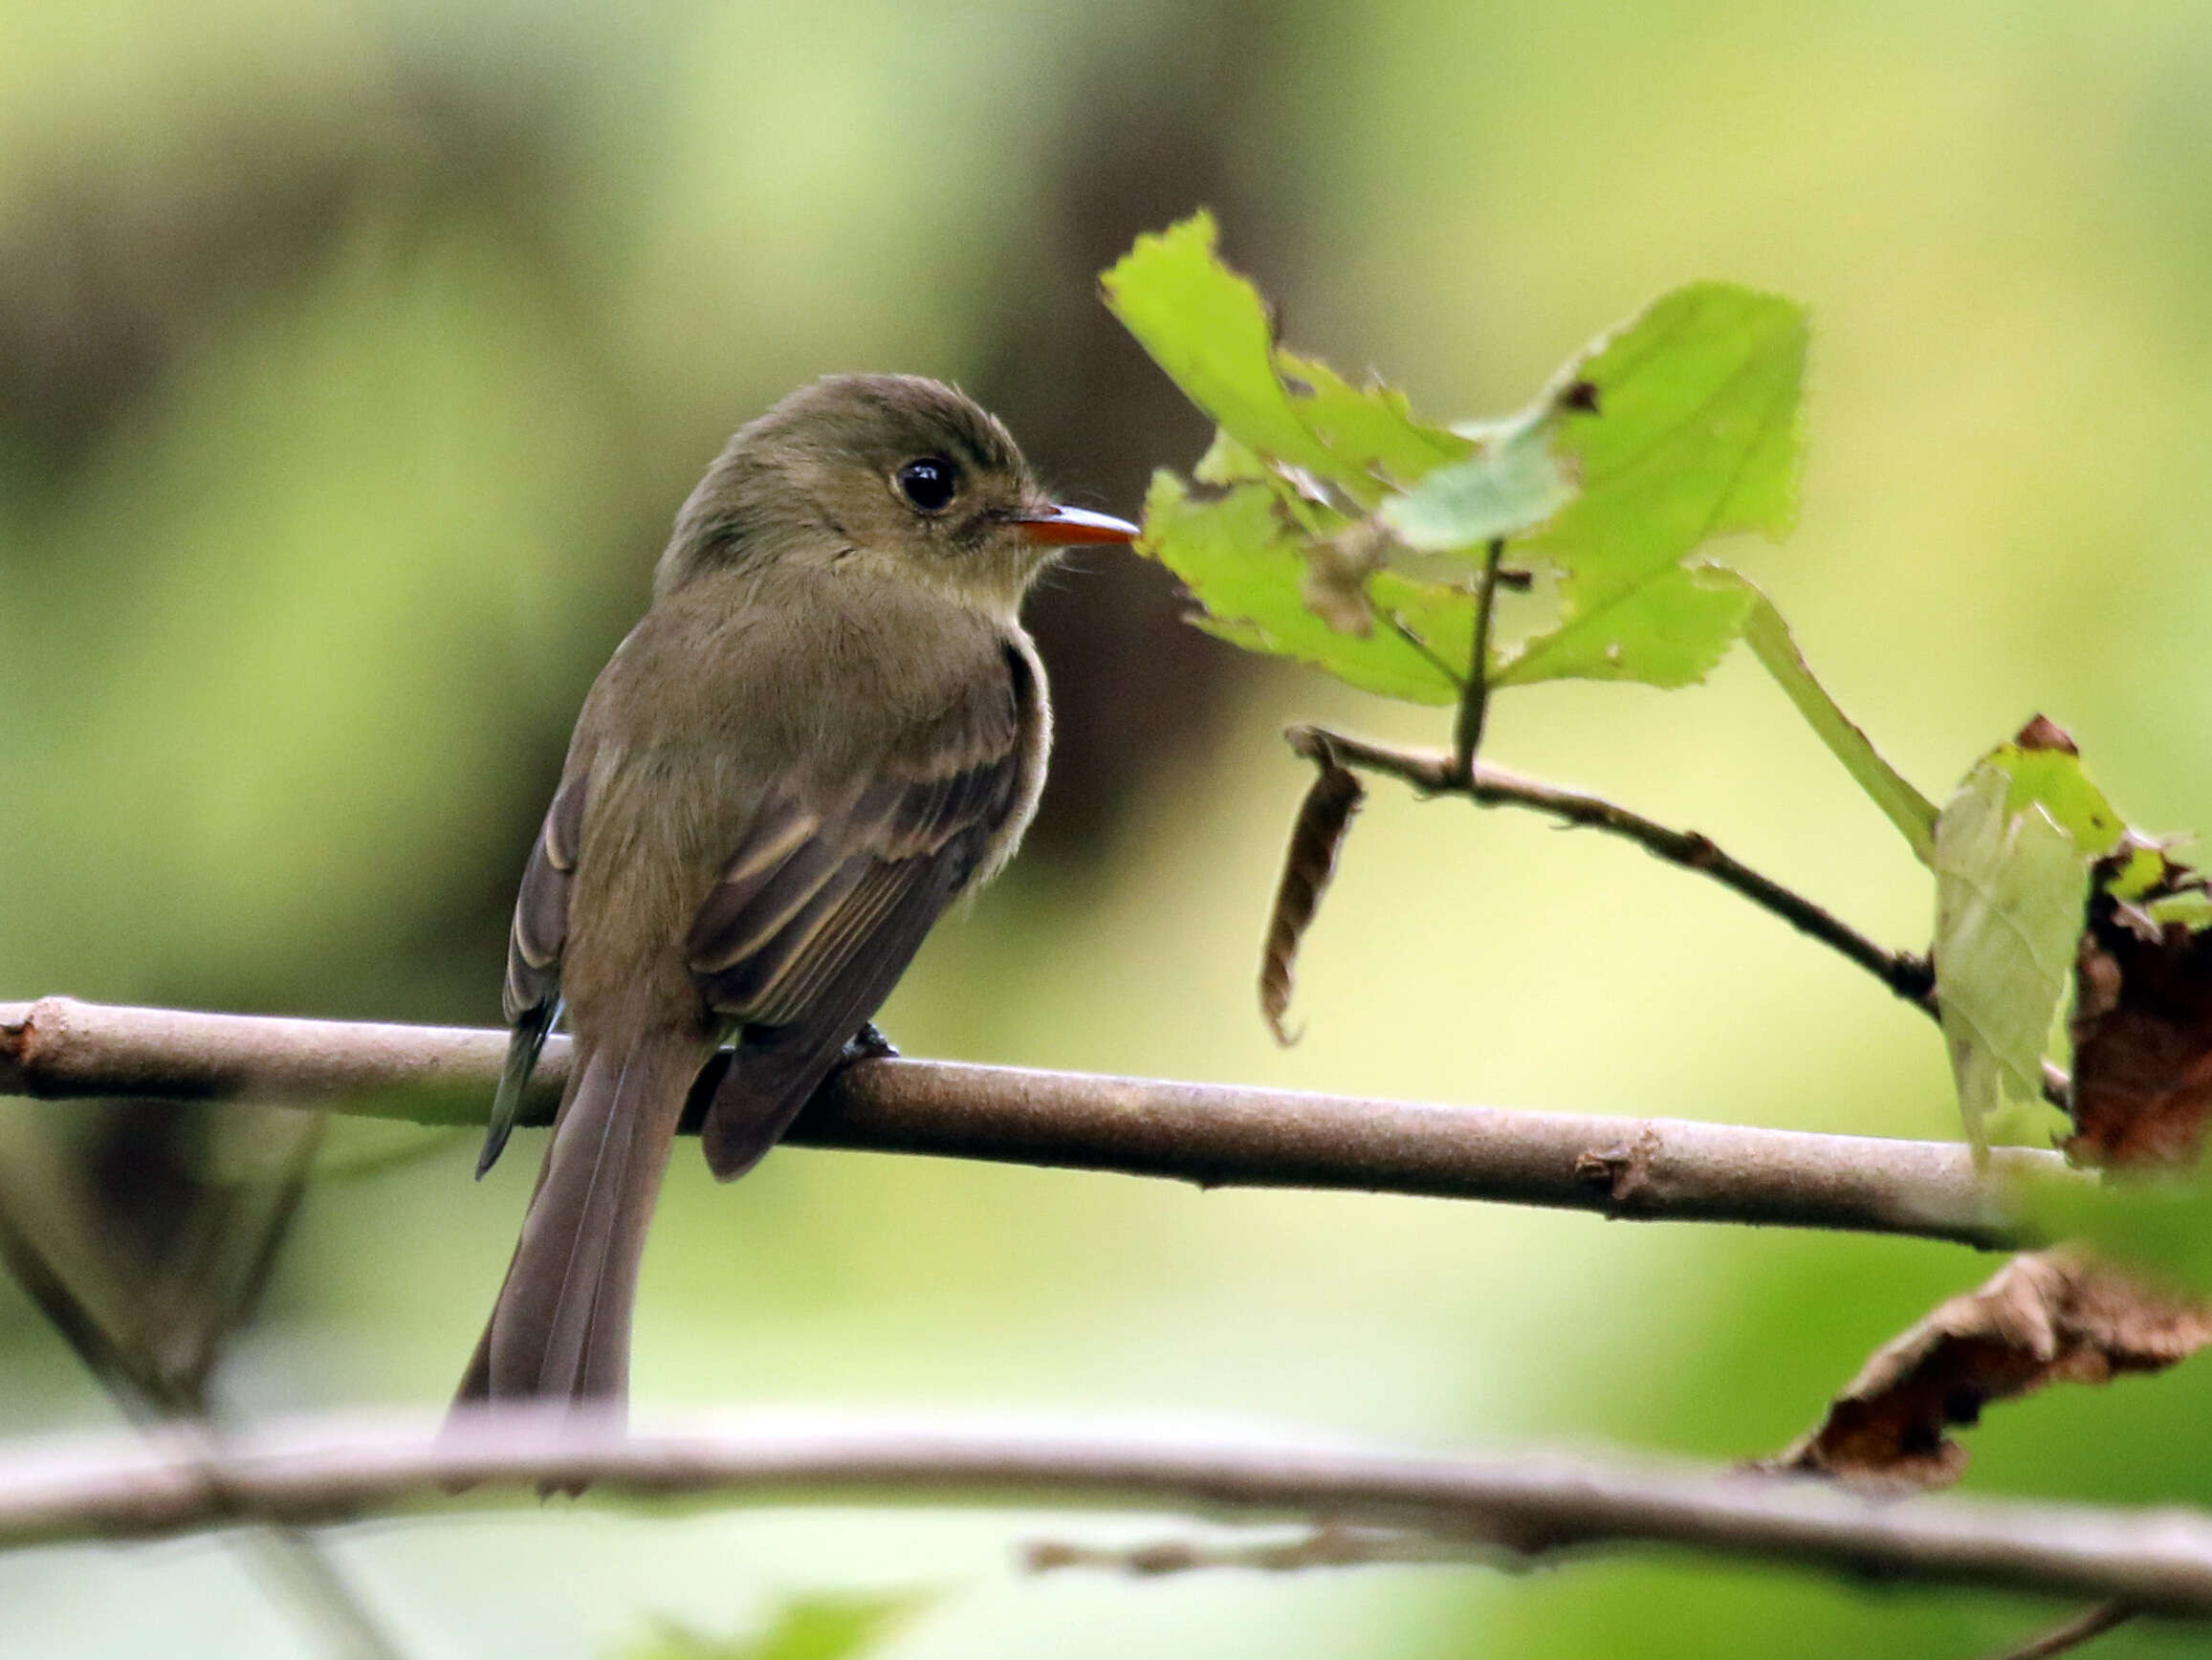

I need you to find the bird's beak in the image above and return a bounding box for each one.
[1014,505,1141,546]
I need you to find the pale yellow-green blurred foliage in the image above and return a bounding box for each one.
[6,0,2212,1656]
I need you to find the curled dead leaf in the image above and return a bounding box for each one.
[1259,747,1365,1045]
[1762,1249,2212,1493]
[2070,858,2212,1169]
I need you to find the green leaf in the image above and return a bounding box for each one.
[1991,738,2127,857]
[1192,427,1272,487]
[1501,283,1808,688]
[1975,718,2196,907]
[1138,472,1469,703]
[1379,404,1578,553]
[2148,890,2212,930]
[610,1594,927,1660]
[1531,282,1807,594]
[1932,761,2089,1152]
[2015,1165,2212,1294]
[1106,222,1811,701]
[1102,212,1468,509]
[1100,214,1342,485]
[1496,564,1756,688]
[1107,215,1487,700]
[1274,350,1470,491]
[1924,720,2202,1159]
[1738,586,1939,865]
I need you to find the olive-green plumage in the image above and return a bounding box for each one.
[452,376,1133,1419]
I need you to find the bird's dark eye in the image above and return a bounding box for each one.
[895,456,959,513]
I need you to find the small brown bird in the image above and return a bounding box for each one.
[454,376,1135,1418]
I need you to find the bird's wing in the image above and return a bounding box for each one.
[477,774,588,1176]
[684,648,1031,1178]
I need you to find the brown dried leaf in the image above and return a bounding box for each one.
[2014,712,2080,755]
[2069,863,2212,1168]
[1259,752,1365,1045]
[1763,1250,2212,1492]
[1299,522,1391,637]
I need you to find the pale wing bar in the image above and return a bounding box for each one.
[681,664,1029,1180]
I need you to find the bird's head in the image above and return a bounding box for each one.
[660,374,1137,618]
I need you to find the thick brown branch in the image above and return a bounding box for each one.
[0,998,2063,1248]
[6,1415,2212,1620]
[1287,725,1938,1011]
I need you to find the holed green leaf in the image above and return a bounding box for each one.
[1992,716,2128,855]
[1932,716,2212,1160]
[1499,283,1808,687]
[1500,564,1758,688]
[1102,213,1468,508]
[1107,217,1810,702]
[1140,473,1471,703]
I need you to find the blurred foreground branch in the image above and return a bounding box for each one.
[0,1153,404,1660]
[0,997,2063,1247]
[5,1415,2212,1622]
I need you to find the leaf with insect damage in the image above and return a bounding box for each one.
[2070,845,2212,1169]
[1102,213,1470,510]
[1107,216,1812,700]
[1499,563,1760,689]
[1259,749,1366,1044]
[1494,282,1808,689]
[1762,1249,2212,1492]
[1107,216,1504,701]
[1139,473,1474,704]
[1934,717,2211,1154]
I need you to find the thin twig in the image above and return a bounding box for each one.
[1451,537,1508,784]
[5,1416,2212,1621]
[1287,725,1938,1012]
[0,999,2064,1248]
[0,1204,164,1420]
[1982,1600,2136,1660]
[176,1114,324,1399]
[1286,725,2073,1116]
[1024,1522,1477,1575]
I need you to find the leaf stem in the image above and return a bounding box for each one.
[1451,537,1507,784]
[1287,724,1938,1016]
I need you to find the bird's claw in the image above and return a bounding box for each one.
[841,1021,899,1063]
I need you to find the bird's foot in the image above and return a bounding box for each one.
[841,1020,899,1063]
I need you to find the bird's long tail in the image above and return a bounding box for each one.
[451,1026,711,1418]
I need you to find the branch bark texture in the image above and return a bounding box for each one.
[0,998,2061,1248]
[8,1416,2212,1619]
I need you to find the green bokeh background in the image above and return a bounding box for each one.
[6,0,2212,1654]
